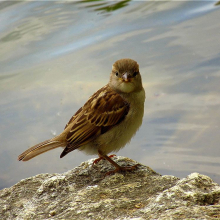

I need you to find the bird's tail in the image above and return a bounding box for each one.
[18,138,64,161]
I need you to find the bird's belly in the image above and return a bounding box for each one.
[79,106,144,156]
[100,110,143,154]
[78,89,145,156]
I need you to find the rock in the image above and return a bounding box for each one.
[0,156,220,219]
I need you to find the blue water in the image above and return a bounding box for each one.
[0,1,220,189]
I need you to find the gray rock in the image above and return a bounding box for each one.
[0,156,220,219]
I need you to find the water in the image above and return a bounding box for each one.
[0,1,220,189]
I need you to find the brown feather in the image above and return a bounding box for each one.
[64,107,82,129]
[18,139,64,161]
[60,85,129,157]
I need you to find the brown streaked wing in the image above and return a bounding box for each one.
[85,89,129,127]
[64,107,82,129]
[61,86,129,157]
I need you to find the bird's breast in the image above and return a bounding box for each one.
[95,89,145,154]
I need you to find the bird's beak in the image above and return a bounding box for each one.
[122,72,129,82]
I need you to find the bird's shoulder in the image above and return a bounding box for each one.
[60,85,130,157]
[85,85,129,114]
[64,85,129,129]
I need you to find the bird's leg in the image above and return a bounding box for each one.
[98,150,139,175]
[92,154,116,166]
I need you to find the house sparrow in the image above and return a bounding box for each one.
[18,58,145,174]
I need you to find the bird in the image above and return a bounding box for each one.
[18,58,145,175]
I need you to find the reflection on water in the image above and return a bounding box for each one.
[78,0,131,12]
[215,1,220,6]
[0,1,220,189]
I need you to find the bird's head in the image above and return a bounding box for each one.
[109,58,143,93]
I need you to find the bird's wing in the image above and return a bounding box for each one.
[60,85,129,158]
[64,107,82,129]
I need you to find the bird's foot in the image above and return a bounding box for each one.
[92,154,116,166]
[105,163,139,176]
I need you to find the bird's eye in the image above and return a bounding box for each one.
[115,72,119,77]
[133,72,139,77]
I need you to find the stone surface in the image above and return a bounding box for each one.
[0,156,220,219]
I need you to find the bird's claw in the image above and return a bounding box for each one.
[92,154,116,166]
